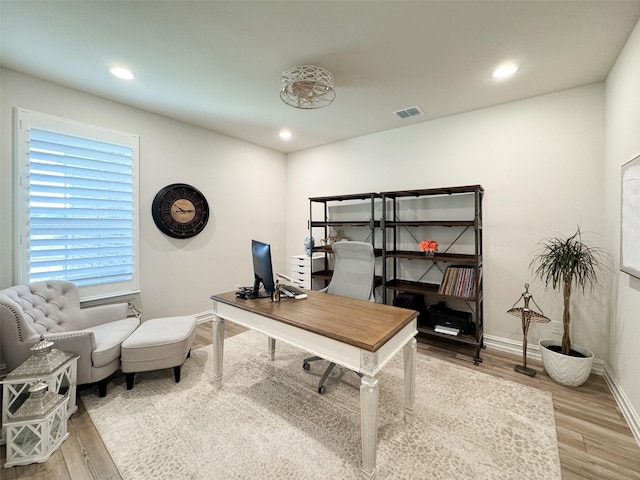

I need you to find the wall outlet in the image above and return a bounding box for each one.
[552,322,563,336]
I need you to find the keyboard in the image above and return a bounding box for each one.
[280,284,307,299]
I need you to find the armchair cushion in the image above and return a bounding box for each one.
[88,317,140,368]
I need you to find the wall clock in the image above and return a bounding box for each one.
[152,183,209,238]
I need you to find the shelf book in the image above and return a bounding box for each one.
[438,265,480,299]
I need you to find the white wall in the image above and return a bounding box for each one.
[0,69,286,319]
[605,19,640,433]
[286,84,608,360]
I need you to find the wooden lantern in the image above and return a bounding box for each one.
[4,381,69,467]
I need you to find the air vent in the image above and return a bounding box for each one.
[393,106,424,119]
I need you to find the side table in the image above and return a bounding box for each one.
[4,381,69,467]
[1,351,78,445]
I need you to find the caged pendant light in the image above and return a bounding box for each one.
[280,65,335,109]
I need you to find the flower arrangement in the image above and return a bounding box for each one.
[419,239,439,254]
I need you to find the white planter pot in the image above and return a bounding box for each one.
[539,339,594,387]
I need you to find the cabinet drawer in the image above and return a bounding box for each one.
[289,254,324,290]
[290,254,324,272]
[290,254,309,264]
[291,274,310,284]
[291,264,314,274]
[287,271,310,288]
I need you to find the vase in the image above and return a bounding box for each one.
[424,251,435,257]
[539,339,594,387]
[304,236,314,256]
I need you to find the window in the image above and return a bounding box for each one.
[14,108,140,301]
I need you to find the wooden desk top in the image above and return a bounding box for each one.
[211,289,418,352]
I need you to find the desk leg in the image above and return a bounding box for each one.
[403,337,417,423]
[267,336,275,361]
[212,315,224,389]
[360,374,379,480]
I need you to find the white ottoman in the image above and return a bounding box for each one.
[121,315,197,390]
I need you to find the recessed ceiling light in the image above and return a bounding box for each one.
[492,64,518,79]
[110,67,135,80]
[279,130,292,140]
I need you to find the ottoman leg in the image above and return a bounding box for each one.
[174,365,181,383]
[126,372,135,390]
[98,379,108,398]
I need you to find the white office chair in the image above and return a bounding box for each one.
[302,241,375,394]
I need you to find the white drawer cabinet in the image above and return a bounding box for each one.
[289,254,324,289]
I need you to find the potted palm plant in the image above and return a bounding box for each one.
[530,228,606,387]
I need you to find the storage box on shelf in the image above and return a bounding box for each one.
[381,185,484,364]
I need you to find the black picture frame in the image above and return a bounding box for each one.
[621,154,640,279]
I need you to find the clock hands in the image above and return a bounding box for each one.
[174,206,195,214]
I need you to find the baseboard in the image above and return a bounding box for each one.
[483,334,541,361]
[483,334,604,375]
[193,310,215,324]
[603,363,640,447]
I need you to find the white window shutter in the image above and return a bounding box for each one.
[15,108,140,301]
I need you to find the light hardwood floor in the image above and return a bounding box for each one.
[2,321,639,479]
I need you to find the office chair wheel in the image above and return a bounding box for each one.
[318,385,326,395]
[303,362,310,371]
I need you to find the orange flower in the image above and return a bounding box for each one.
[419,239,438,252]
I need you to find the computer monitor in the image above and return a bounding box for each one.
[251,239,276,298]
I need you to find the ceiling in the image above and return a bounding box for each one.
[2,1,640,154]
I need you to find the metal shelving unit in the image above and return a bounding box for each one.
[381,185,484,364]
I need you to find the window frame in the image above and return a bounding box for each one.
[14,108,140,302]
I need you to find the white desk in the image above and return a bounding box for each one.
[211,290,418,480]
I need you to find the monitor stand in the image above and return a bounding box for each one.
[249,277,272,299]
[247,289,271,299]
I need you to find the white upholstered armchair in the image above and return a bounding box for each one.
[0,280,140,397]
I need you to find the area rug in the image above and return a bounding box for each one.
[80,330,561,480]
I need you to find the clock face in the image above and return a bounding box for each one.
[152,184,209,238]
